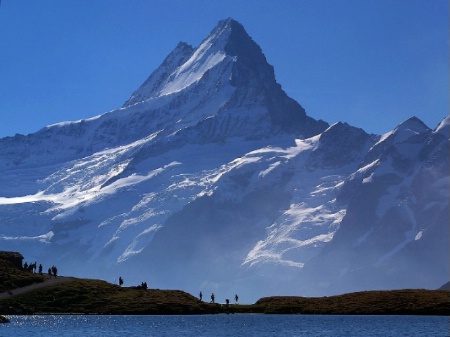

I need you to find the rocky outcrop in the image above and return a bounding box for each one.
[0,251,24,269]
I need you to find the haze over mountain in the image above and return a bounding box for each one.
[0,18,448,301]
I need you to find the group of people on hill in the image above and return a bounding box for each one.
[138,281,148,290]
[199,291,239,305]
[118,277,148,290]
[22,261,58,278]
[48,265,58,278]
[22,261,40,274]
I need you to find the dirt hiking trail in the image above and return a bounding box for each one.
[0,276,75,300]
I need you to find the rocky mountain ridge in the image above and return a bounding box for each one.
[0,18,448,301]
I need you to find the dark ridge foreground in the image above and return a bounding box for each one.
[0,254,448,316]
[0,278,220,315]
[0,258,45,292]
[255,290,450,315]
[0,277,448,315]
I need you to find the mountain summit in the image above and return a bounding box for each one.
[123,17,278,104]
[123,18,327,138]
[0,19,326,171]
[0,19,447,301]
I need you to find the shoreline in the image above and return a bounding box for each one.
[3,307,450,316]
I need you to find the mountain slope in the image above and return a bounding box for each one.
[0,19,447,302]
[303,117,450,295]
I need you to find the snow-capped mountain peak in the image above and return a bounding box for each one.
[117,18,329,148]
[0,18,447,302]
[123,18,266,106]
[376,116,430,146]
[0,18,328,171]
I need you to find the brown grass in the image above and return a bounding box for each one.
[0,259,45,292]
[0,278,224,314]
[254,289,450,315]
[1,258,448,315]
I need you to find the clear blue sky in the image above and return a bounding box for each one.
[0,0,448,138]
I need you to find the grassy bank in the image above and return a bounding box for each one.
[0,257,448,316]
[0,276,448,315]
[254,290,450,315]
[0,259,45,292]
[0,278,214,315]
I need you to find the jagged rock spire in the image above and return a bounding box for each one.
[123,18,328,137]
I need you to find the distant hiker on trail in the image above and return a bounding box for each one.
[210,293,215,304]
[48,268,52,277]
[199,291,203,301]
[119,276,124,286]
[38,264,43,275]
[235,294,239,304]
[225,298,230,307]
[51,265,58,278]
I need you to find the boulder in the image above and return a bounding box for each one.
[0,251,24,269]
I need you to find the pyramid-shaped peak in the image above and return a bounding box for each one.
[124,18,271,106]
[220,17,242,27]
[211,17,247,36]
[206,18,261,57]
[394,116,430,135]
[121,18,327,138]
[371,116,430,148]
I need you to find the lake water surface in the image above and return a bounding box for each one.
[1,314,448,336]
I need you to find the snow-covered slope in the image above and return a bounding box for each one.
[304,116,450,295]
[0,18,448,302]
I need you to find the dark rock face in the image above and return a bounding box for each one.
[220,18,328,137]
[0,251,24,269]
[308,122,376,170]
